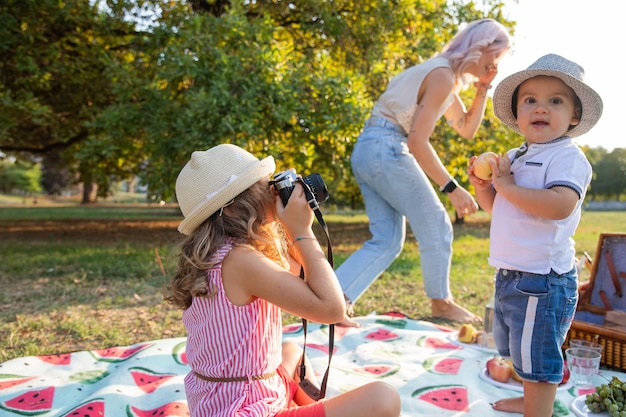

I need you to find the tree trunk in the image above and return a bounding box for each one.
[81,182,98,204]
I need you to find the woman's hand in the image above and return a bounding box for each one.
[478,63,498,86]
[448,186,479,218]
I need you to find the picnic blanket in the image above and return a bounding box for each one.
[1,312,624,416]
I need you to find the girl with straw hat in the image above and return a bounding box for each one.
[166,143,401,417]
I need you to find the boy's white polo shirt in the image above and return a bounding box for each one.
[488,137,592,275]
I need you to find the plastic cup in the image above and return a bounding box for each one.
[565,347,602,388]
[569,339,603,355]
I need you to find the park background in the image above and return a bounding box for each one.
[1,0,625,362]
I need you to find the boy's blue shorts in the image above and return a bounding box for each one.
[493,267,578,383]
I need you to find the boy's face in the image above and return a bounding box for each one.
[514,75,580,144]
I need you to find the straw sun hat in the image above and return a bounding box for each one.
[176,144,276,235]
[493,53,603,138]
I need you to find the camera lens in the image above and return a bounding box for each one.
[302,174,329,205]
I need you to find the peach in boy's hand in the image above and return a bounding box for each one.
[473,152,498,181]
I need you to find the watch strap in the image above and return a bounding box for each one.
[440,178,458,194]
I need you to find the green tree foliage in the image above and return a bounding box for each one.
[0,0,145,202]
[585,147,626,200]
[10,0,621,208]
[0,159,42,194]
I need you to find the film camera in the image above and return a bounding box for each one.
[271,171,329,208]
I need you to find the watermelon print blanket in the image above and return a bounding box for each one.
[1,312,624,416]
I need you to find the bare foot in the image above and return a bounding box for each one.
[337,315,361,327]
[491,397,524,414]
[431,298,481,323]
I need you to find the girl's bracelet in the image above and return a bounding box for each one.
[473,81,492,90]
[292,236,317,245]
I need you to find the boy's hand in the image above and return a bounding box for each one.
[491,154,515,191]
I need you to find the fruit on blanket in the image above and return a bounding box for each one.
[458,323,478,343]
[412,384,469,411]
[501,359,570,384]
[130,367,175,394]
[0,386,55,415]
[504,359,523,382]
[473,151,498,180]
[486,356,512,383]
[60,398,104,417]
[90,342,153,363]
[127,401,190,417]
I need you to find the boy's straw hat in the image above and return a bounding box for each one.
[176,144,275,235]
[493,53,603,137]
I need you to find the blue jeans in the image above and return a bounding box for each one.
[493,268,578,383]
[336,116,453,303]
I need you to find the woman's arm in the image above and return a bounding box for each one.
[444,83,490,139]
[407,67,479,218]
[444,64,498,139]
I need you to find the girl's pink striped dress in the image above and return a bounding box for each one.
[183,239,288,416]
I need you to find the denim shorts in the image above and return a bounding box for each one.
[493,268,578,383]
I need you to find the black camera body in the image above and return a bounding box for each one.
[272,171,329,208]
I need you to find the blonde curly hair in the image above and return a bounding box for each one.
[164,181,288,310]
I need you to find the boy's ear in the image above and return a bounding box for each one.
[571,107,582,126]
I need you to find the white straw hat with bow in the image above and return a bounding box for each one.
[176,144,275,235]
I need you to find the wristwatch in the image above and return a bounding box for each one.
[439,178,458,194]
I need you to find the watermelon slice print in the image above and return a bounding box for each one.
[282,323,303,334]
[129,367,175,394]
[381,311,409,318]
[374,318,408,329]
[417,336,461,350]
[304,343,338,355]
[412,384,469,411]
[60,398,104,417]
[69,370,110,385]
[334,363,400,378]
[0,386,55,416]
[365,328,400,341]
[126,401,189,417]
[423,356,463,375]
[319,324,350,339]
[90,342,153,362]
[0,375,37,391]
[552,399,570,417]
[423,322,455,332]
[172,341,188,366]
[37,353,71,365]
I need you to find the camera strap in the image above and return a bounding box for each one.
[298,183,334,400]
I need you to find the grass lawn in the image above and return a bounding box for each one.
[0,200,624,362]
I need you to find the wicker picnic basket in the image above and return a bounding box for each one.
[563,233,626,372]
